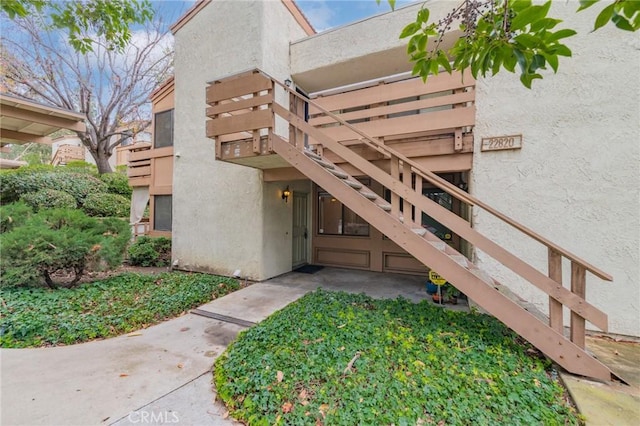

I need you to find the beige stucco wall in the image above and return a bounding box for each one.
[290,1,459,92]
[172,0,307,280]
[472,2,640,336]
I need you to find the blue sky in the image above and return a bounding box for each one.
[151,0,419,33]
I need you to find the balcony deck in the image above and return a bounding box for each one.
[207,69,475,173]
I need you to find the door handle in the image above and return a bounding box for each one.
[304,229,308,239]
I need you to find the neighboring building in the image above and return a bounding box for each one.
[51,126,151,168]
[128,77,174,238]
[0,93,86,168]
[132,0,638,380]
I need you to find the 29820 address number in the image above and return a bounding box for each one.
[481,135,522,152]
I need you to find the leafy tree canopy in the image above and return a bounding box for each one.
[381,0,639,88]
[1,0,153,53]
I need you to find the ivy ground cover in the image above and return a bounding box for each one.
[0,272,239,348]
[215,290,579,425]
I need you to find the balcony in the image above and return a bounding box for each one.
[206,69,475,171]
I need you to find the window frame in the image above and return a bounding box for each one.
[153,109,174,149]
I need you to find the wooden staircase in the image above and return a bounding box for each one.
[206,69,615,382]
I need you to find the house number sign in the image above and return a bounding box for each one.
[481,134,522,152]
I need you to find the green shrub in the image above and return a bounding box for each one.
[99,171,132,197]
[82,193,130,217]
[64,161,98,175]
[0,170,106,205]
[0,201,33,233]
[128,236,172,267]
[21,189,77,211]
[0,208,130,288]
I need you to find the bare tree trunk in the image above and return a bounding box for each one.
[42,270,58,289]
[94,150,113,174]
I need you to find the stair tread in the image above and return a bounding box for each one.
[312,158,335,169]
[378,204,392,211]
[412,228,427,236]
[428,240,447,251]
[450,254,469,267]
[303,150,322,161]
[328,169,349,179]
[345,180,363,189]
[361,192,377,200]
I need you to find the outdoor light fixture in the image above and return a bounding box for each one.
[282,185,291,202]
[284,78,292,87]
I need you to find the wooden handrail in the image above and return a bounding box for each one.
[273,102,608,331]
[263,70,612,282]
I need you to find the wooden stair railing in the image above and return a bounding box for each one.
[206,70,615,381]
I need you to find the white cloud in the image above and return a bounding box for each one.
[300,0,336,32]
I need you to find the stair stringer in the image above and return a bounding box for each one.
[272,135,613,382]
[277,105,607,332]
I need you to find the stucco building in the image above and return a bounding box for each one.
[131,0,639,379]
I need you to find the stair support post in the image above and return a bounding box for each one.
[548,248,564,335]
[271,134,612,381]
[390,156,401,219]
[571,262,587,349]
[402,161,414,223]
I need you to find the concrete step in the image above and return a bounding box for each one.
[378,204,392,212]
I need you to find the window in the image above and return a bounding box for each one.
[154,109,173,148]
[421,189,453,242]
[317,180,369,236]
[154,195,172,231]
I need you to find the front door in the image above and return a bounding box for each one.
[292,192,308,268]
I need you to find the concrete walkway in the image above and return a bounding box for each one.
[1,267,638,425]
[0,268,436,425]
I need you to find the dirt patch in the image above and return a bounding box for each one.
[50,265,171,286]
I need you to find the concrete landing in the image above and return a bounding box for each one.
[561,335,640,426]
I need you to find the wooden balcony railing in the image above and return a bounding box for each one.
[309,70,475,156]
[127,142,153,187]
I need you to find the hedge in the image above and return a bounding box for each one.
[21,189,77,211]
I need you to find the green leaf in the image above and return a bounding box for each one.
[530,17,561,32]
[417,34,428,52]
[503,47,518,73]
[400,22,420,39]
[577,0,600,12]
[437,51,453,74]
[511,0,533,13]
[511,1,552,31]
[553,44,572,57]
[547,29,577,42]
[417,7,429,24]
[612,13,635,31]
[529,54,546,72]
[514,33,540,49]
[513,49,528,73]
[543,53,559,73]
[593,3,615,31]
